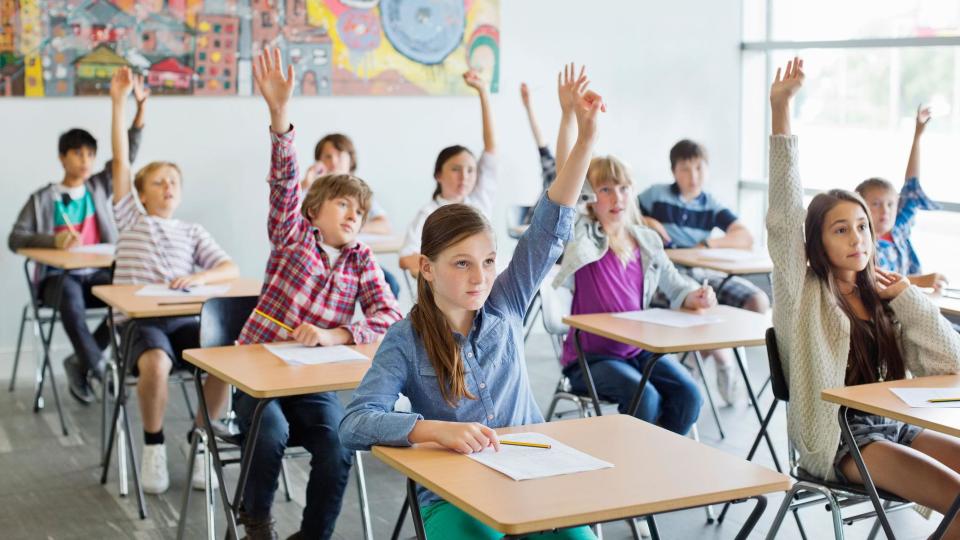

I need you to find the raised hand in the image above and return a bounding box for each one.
[573,88,605,145]
[915,105,932,137]
[132,72,150,104]
[253,47,295,132]
[110,66,133,102]
[770,56,804,108]
[462,69,486,93]
[557,62,588,114]
[876,269,910,300]
[520,82,531,107]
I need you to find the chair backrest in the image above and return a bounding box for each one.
[765,327,790,402]
[539,281,572,337]
[199,296,260,348]
[507,204,534,228]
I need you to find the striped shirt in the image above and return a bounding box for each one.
[638,183,738,248]
[236,127,401,346]
[113,192,231,322]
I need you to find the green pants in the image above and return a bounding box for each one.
[421,501,597,540]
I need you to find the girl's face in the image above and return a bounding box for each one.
[319,142,352,175]
[821,200,872,274]
[140,165,182,218]
[435,151,477,202]
[861,187,898,236]
[421,231,497,315]
[590,178,633,231]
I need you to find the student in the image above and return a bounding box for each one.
[109,67,240,495]
[302,133,401,298]
[856,105,948,291]
[398,69,497,275]
[520,82,558,205]
[637,139,770,404]
[553,154,707,436]
[768,57,960,536]
[8,80,147,404]
[231,48,402,540]
[339,64,605,540]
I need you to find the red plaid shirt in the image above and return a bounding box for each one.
[237,127,402,346]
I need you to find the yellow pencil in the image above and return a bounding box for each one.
[255,309,294,333]
[927,398,960,403]
[500,440,551,449]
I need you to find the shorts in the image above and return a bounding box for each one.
[833,409,923,483]
[121,316,200,376]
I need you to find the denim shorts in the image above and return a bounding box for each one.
[833,409,923,483]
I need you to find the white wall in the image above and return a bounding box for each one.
[0,0,741,350]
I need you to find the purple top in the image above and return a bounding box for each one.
[561,247,644,366]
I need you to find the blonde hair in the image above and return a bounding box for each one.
[586,155,641,264]
[134,161,182,193]
[301,174,373,223]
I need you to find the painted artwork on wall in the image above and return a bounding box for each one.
[0,0,500,97]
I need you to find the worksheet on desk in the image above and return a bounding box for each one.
[466,432,613,481]
[134,284,231,297]
[264,343,368,366]
[890,388,960,408]
[695,248,764,262]
[614,308,724,328]
[69,243,116,255]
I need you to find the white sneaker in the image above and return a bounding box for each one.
[184,439,220,491]
[715,362,740,406]
[141,443,170,494]
[636,518,652,537]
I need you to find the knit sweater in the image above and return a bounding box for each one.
[767,135,960,481]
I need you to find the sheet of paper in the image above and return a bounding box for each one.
[696,248,765,262]
[467,432,613,481]
[356,233,397,244]
[69,243,115,255]
[134,283,231,298]
[264,343,368,366]
[890,388,960,408]
[613,308,724,328]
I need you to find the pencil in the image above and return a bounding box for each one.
[255,309,294,333]
[927,398,960,403]
[500,440,551,449]
[57,208,79,236]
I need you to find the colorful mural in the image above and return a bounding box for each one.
[0,0,500,97]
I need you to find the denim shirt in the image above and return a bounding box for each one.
[340,194,575,507]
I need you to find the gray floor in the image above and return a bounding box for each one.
[0,331,942,539]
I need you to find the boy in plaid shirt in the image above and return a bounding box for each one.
[228,48,401,540]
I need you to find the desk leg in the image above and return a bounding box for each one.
[232,398,269,529]
[390,498,409,540]
[838,405,895,540]
[733,347,781,472]
[690,351,725,439]
[354,451,374,540]
[627,353,664,418]
[102,318,135,482]
[733,495,767,540]
[930,492,960,540]
[32,271,68,436]
[406,478,428,540]
[194,371,239,540]
[718,399,780,524]
[573,330,603,417]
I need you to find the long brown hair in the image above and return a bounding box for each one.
[804,189,905,385]
[409,204,491,406]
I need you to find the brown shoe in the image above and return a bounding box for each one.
[238,512,278,540]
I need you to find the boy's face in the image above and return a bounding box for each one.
[821,201,872,274]
[435,151,477,202]
[590,178,633,231]
[420,231,497,314]
[319,142,352,175]
[59,146,96,184]
[861,187,898,236]
[311,195,365,248]
[672,157,707,199]
[139,165,182,218]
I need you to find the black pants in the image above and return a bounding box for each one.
[40,269,112,373]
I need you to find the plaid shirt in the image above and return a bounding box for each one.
[875,177,940,275]
[237,127,401,346]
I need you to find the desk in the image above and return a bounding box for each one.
[935,293,960,318]
[93,278,262,519]
[16,248,115,435]
[181,342,378,540]
[563,306,778,467]
[357,234,404,254]
[666,248,773,296]
[374,414,790,539]
[822,375,960,539]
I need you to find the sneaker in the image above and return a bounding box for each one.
[239,513,278,540]
[637,518,652,538]
[715,362,740,406]
[285,533,304,540]
[141,443,170,494]
[62,354,94,405]
[87,357,107,401]
[182,438,220,491]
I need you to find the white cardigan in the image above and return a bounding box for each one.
[767,135,960,480]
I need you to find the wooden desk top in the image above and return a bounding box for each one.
[666,248,773,275]
[17,247,114,270]
[822,375,960,438]
[357,234,403,254]
[373,414,791,535]
[563,305,770,353]
[935,293,960,318]
[91,278,263,319]
[182,342,378,399]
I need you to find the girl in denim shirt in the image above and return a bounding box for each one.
[340,64,603,540]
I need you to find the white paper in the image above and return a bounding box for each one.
[467,432,613,481]
[890,388,960,408]
[357,233,397,244]
[264,343,368,366]
[69,243,115,255]
[134,283,231,297]
[613,308,724,328]
[695,248,765,262]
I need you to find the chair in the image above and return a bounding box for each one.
[750,328,913,540]
[177,296,375,540]
[506,204,534,239]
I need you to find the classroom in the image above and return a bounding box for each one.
[2,1,960,539]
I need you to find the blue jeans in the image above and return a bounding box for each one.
[40,269,112,373]
[235,391,353,539]
[565,352,702,435]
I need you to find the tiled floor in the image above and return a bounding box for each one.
[0,330,942,539]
